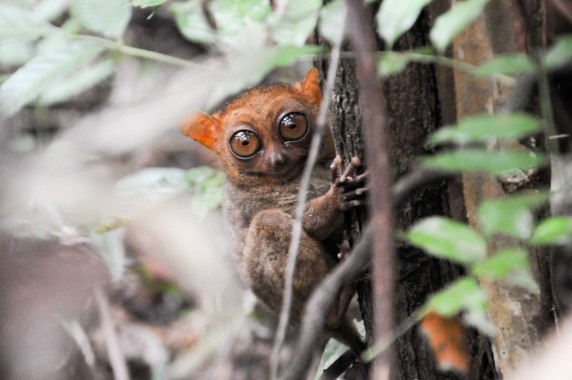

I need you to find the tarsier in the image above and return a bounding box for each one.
[181,67,367,354]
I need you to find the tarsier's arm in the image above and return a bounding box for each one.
[303,156,367,241]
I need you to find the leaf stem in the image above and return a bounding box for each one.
[396,52,517,86]
[71,33,206,69]
[336,50,516,85]
[269,9,347,380]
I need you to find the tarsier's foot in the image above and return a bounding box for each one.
[330,155,369,210]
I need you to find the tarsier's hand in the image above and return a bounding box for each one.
[330,155,369,210]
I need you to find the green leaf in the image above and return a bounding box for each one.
[315,338,352,380]
[531,217,572,245]
[376,0,433,48]
[545,34,572,69]
[91,227,127,281]
[71,0,132,38]
[38,59,115,105]
[112,168,187,219]
[430,0,490,52]
[472,248,539,292]
[34,0,70,21]
[264,45,321,66]
[0,4,53,39]
[206,45,321,107]
[429,113,542,146]
[0,40,104,116]
[477,193,548,239]
[425,278,495,335]
[479,202,532,239]
[407,216,487,265]
[0,38,35,66]
[216,0,271,39]
[475,54,535,77]
[472,248,526,278]
[184,166,220,186]
[171,0,272,47]
[462,304,495,336]
[318,0,346,43]
[421,149,547,175]
[378,52,410,77]
[271,0,321,46]
[171,0,216,44]
[132,0,167,7]
[185,167,225,216]
[425,278,487,316]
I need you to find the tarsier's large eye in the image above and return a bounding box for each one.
[229,130,261,158]
[279,112,309,141]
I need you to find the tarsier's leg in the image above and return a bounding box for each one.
[326,240,359,328]
[326,156,369,353]
[242,209,333,326]
[329,156,369,318]
[244,211,365,354]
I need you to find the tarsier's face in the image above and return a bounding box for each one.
[181,68,334,187]
[220,89,317,184]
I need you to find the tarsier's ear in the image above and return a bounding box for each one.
[295,67,322,107]
[180,112,221,151]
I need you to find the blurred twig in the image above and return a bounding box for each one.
[268,8,348,380]
[345,0,394,378]
[95,288,130,380]
[73,34,209,70]
[279,168,450,380]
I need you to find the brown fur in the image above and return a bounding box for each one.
[181,68,364,354]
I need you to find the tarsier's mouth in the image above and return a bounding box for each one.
[245,156,306,181]
[267,165,298,177]
[268,158,306,179]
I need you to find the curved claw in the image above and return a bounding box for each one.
[342,186,370,201]
[341,199,367,210]
[351,171,369,185]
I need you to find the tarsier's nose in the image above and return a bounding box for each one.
[268,150,287,168]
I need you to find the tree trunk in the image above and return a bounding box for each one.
[318,5,498,380]
[447,0,555,375]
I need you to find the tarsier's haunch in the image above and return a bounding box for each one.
[181,68,367,354]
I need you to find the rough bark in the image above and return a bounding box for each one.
[319,5,497,380]
[446,0,555,375]
[544,0,572,315]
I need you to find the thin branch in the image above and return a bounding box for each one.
[73,34,208,70]
[268,10,348,380]
[345,0,394,378]
[362,312,420,363]
[336,50,516,86]
[94,288,130,380]
[201,0,218,31]
[279,224,372,380]
[279,168,450,380]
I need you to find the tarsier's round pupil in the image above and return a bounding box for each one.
[229,130,260,158]
[279,112,308,141]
